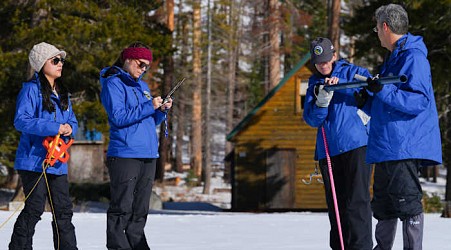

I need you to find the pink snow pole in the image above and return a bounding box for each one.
[321,126,344,250]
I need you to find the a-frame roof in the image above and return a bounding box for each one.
[226,53,311,141]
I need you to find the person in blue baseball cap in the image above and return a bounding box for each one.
[310,37,335,64]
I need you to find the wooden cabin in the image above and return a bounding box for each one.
[226,53,327,211]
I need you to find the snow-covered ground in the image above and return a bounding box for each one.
[0,211,450,249]
[0,166,447,249]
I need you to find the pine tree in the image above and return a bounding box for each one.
[0,0,172,188]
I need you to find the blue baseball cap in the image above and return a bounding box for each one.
[310,37,335,64]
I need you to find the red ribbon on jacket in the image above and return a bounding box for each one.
[42,136,74,166]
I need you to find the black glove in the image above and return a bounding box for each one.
[353,88,369,109]
[366,75,383,93]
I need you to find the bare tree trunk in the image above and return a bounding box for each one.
[174,94,186,173]
[203,0,213,194]
[191,0,203,179]
[157,0,175,181]
[166,0,174,32]
[328,0,341,53]
[348,4,355,63]
[283,10,293,74]
[268,0,280,89]
[174,0,188,173]
[225,0,237,156]
[166,0,175,172]
[157,65,173,181]
[259,1,272,93]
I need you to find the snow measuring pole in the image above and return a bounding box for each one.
[321,127,344,250]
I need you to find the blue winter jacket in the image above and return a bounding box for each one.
[303,59,371,160]
[100,66,166,158]
[363,33,442,165]
[14,74,78,175]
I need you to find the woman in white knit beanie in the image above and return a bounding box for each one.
[9,42,78,250]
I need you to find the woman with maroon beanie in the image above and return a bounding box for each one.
[100,42,172,250]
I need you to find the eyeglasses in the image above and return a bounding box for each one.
[373,26,378,33]
[135,59,150,70]
[51,57,65,65]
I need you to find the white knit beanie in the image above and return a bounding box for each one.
[29,42,67,72]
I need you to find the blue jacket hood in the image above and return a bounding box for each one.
[100,66,139,88]
[396,33,428,57]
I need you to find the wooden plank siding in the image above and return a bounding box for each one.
[227,54,327,211]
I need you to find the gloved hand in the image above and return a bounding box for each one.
[353,88,369,109]
[315,85,334,108]
[366,75,383,93]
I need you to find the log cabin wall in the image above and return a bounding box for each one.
[227,54,327,211]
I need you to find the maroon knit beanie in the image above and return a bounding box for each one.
[122,47,153,62]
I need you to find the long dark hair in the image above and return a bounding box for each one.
[37,70,69,112]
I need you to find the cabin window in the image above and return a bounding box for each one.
[295,77,309,114]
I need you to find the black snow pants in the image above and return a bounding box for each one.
[372,159,424,250]
[9,170,78,250]
[319,146,373,250]
[106,157,156,250]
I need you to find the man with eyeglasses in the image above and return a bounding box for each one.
[100,42,172,250]
[360,4,442,250]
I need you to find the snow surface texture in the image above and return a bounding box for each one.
[0,211,450,249]
[0,167,447,249]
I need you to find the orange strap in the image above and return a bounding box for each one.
[42,136,74,166]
